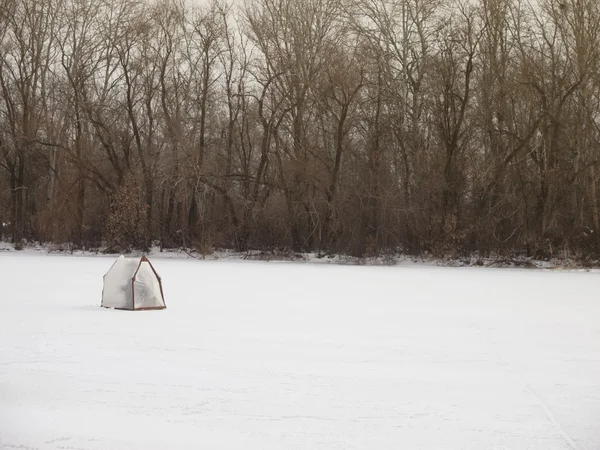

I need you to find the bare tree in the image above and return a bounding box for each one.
[0,0,61,245]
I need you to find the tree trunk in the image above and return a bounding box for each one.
[589,165,600,253]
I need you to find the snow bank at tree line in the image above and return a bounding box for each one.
[0,240,597,271]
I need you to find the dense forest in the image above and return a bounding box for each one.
[1,0,600,258]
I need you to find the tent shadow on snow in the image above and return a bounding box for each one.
[101,255,166,311]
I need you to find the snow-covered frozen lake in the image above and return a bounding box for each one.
[1,253,599,449]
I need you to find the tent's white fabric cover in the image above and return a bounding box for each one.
[101,255,165,310]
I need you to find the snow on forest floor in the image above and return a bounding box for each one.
[1,252,600,450]
[0,240,593,269]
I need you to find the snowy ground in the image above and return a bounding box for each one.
[1,253,599,450]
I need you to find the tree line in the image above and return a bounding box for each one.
[1,0,600,258]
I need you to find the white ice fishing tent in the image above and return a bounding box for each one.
[101,255,166,310]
